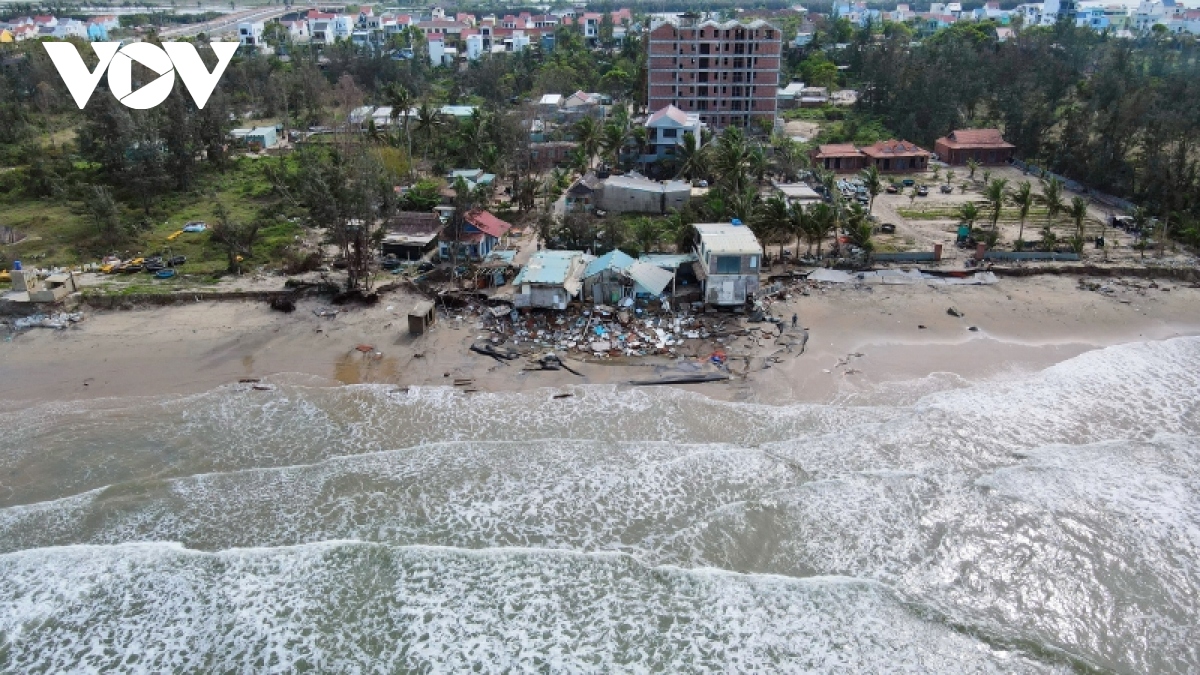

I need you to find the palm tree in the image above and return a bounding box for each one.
[1041,176,1064,236]
[748,144,769,184]
[788,201,809,256]
[908,186,919,207]
[846,203,874,256]
[860,165,883,214]
[945,169,956,187]
[807,203,837,259]
[601,121,628,170]
[958,202,981,230]
[966,158,980,181]
[753,194,790,257]
[985,178,1009,231]
[631,217,661,254]
[573,117,601,170]
[728,184,760,223]
[1067,196,1088,252]
[1011,180,1034,249]
[713,126,752,194]
[674,131,708,180]
[386,84,413,177]
[982,169,992,187]
[414,100,441,164]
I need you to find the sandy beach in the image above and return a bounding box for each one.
[3,273,1198,407]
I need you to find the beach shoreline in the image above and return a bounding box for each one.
[2,274,1199,408]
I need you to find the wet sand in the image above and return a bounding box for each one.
[2,274,1199,408]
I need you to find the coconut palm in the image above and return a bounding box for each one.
[1067,195,1089,252]
[713,126,753,194]
[413,100,441,164]
[748,144,769,184]
[753,194,790,257]
[728,184,761,223]
[860,165,883,214]
[985,177,1009,231]
[945,169,956,187]
[958,201,981,230]
[601,121,628,170]
[386,84,414,176]
[631,217,661,254]
[1041,176,1064,235]
[807,203,837,259]
[674,131,708,181]
[966,157,980,181]
[573,117,602,170]
[1011,180,1034,249]
[788,201,809,255]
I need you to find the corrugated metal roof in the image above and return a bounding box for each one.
[584,249,635,278]
[513,250,587,286]
[640,253,697,269]
[626,261,674,296]
[694,223,763,256]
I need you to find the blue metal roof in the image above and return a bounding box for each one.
[513,250,585,286]
[639,253,697,270]
[583,249,635,278]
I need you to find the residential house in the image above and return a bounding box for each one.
[812,143,867,172]
[860,139,931,172]
[229,126,278,150]
[239,21,264,47]
[0,29,12,43]
[934,128,1015,165]
[598,173,692,215]
[381,211,441,260]
[49,19,87,39]
[692,221,763,306]
[444,208,513,258]
[88,15,119,30]
[86,21,107,41]
[281,20,310,41]
[643,104,705,165]
[799,86,829,108]
[582,249,675,304]
[561,90,605,120]
[776,81,806,109]
[564,173,603,213]
[773,181,824,207]
[32,15,56,28]
[447,168,495,192]
[512,249,590,309]
[529,141,578,170]
[465,30,484,59]
[427,33,446,65]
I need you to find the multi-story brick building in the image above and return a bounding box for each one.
[646,15,782,131]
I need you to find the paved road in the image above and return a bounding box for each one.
[159,6,309,39]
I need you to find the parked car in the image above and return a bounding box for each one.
[886,183,900,193]
[880,223,897,234]
[902,179,916,187]
[917,185,929,197]
[940,184,954,194]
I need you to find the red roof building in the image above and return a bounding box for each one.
[934,129,1015,165]
[859,139,931,172]
[812,143,866,172]
[465,210,513,238]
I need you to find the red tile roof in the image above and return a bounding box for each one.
[465,210,513,238]
[815,143,863,158]
[860,139,930,158]
[937,128,1015,149]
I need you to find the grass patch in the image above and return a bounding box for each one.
[1,157,301,276]
[897,206,1052,222]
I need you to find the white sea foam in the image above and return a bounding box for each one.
[0,541,1065,674]
[1,337,1199,672]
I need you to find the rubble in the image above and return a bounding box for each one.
[10,312,85,331]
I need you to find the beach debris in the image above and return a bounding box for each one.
[11,312,85,331]
[553,392,575,399]
[355,344,375,353]
[968,326,979,331]
[252,384,273,391]
[313,308,339,318]
[238,378,260,383]
[269,297,296,313]
[918,324,927,329]
[946,307,963,317]
[629,373,730,386]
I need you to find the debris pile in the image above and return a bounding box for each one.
[10,312,85,331]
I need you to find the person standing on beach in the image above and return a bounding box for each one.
[792,313,798,328]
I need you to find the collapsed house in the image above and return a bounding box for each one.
[381,211,442,260]
[581,250,675,305]
[511,249,590,309]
